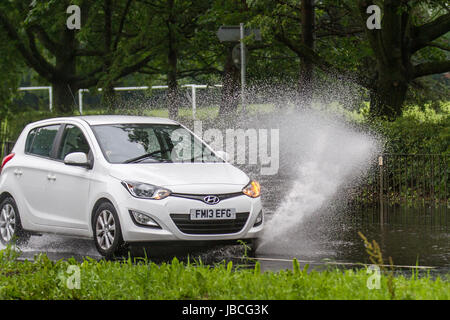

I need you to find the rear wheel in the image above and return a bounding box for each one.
[0,197,30,246]
[93,202,125,258]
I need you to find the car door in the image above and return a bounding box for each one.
[16,124,62,226]
[44,123,93,230]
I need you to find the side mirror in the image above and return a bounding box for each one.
[215,151,231,162]
[64,152,91,168]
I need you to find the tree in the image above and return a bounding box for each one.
[0,26,23,119]
[0,0,156,114]
[136,0,219,119]
[249,0,362,105]
[358,0,450,118]
[207,0,256,116]
[299,0,315,107]
[250,0,450,119]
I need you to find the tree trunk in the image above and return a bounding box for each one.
[166,0,178,120]
[167,45,179,119]
[370,68,408,119]
[52,81,77,114]
[360,0,412,119]
[102,84,117,113]
[219,45,240,117]
[299,0,315,107]
[102,0,116,113]
[53,29,77,114]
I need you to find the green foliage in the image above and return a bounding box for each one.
[0,248,448,300]
[358,232,397,299]
[0,0,448,116]
[380,103,450,155]
[0,28,23,118]
[1,110,54,141]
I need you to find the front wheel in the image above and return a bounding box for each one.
[0,197,30,246]
[93,202,125,258]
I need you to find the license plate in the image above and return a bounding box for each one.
[190,208,236,220]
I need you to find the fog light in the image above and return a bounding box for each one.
[254,210,263,227]
[130,210,161,228]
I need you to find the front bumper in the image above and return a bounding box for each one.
[116,190,264,243]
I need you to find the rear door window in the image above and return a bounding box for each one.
[26,125,60,158]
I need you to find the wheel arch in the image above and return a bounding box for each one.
[90,197,115,229]
[0,192,13,205]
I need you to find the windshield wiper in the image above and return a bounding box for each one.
[123,151,167,164]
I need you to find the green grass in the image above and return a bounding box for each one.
[0,248,448,300]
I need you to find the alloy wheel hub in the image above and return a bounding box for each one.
[96,210,116,250]
[0,204,16,242]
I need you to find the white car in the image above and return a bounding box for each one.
[0,116,263,257]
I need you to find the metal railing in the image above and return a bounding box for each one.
[18,84,223,119]
[354,154,449,207]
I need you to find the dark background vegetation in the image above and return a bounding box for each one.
[0,0,449,154]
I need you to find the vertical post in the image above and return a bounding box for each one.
[192,85,197,120]
[378,155,384,224]
[48,86,53,112]
[240,22,246,113]
[0,120,4,158]
[78,89,83,115]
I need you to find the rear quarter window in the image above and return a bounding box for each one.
[25,125,60,158]
[25,128,37,153]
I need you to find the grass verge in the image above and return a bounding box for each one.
[0,248,448,300]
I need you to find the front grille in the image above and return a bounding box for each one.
[170,212,250,235]
[170,192,243,203]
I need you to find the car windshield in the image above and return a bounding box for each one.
[91,123,223,164]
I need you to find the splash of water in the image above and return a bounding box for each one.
[257,110,380,253]
[0,83,381,260]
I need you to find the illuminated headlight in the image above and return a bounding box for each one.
[122,181,171,200]
[242,180,261,198]
[254,210,263,227]
[129,210,161,228]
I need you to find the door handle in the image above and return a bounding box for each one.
[13,169,23,176]
[47,174,56,181]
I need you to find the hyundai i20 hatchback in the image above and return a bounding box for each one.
[0,116,263,257]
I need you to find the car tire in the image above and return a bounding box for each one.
[0,196,31,246]
[93,202,126,258]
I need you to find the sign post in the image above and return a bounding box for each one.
[217,25,261,114]
[240,23,246,112]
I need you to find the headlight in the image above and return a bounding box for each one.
[122,181,171,200]
[242,180,261,198]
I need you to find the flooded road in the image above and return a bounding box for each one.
[256,204,448,273]
[4,161,449,275]
[251,173,448,274]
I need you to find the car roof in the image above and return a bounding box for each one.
[29,115,179,127]
[78,115,179,126]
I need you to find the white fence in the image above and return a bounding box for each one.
[18,86,53,112]
[19,84,223,119]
